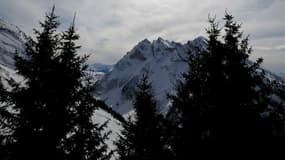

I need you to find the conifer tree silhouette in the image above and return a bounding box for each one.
[167,12,280,158]
[6,7,110,160]
[115,75,170,160]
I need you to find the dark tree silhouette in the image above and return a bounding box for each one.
[5,7,110,160]
[167,12,281,158]
[8,6,62,160]
[55,15,111,160]
[115,75,171,160]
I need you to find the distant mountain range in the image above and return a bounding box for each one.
[0,18,284,116]
[88,63,113,73]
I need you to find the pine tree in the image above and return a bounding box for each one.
[6,7,110,160]
[57,19,110,160]
[8,6,61,160]
[115,117,136,160]
[166,47,208,159]
[204,13,274,150]
[115,75,171,160]
[167,12,277,158]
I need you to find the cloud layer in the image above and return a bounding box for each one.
[0,0,284,73]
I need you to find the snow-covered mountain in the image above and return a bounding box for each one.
[0,18,26,69]
[0,18,284,159]
[0,19,26,85]
[95,36,285,115]
[95,37,207,114]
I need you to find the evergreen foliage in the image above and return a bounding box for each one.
[167,12,283,158]
[3,6,110,160]
[115,75,171,160]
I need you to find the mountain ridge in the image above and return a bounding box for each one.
[95,36,208,114]
[95,36,285,115]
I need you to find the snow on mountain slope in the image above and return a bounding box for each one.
[92,108,122,159]
[0,64,24,89]
[0,19,27,89]
[0,18,26,69]
[86,63,113,83]
[95,36,285,115]
[95,37,207,114]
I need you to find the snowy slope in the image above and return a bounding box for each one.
[0,18,26,69]
[95,37,207,114]
[92,108,122,159]
[0,19,26,88]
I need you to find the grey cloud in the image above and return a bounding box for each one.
[0,0,284,73]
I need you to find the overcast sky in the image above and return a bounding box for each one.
[0,0,284,73]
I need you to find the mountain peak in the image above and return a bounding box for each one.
[140,38,151,44]
[193,36,207,41]
[157,36,165,41]
[154,37,172,46]
[188,36,207,50]
[192,36,207,45]
[96,37,204,113]
[96,35,285,115]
